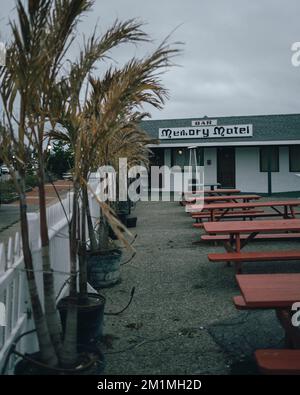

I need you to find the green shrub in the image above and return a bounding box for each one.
[25,174,39,188]
[0,179,15,193]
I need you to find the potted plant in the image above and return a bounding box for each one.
[52,36,179,295]
[49,21,154,349]
[1,0,180,374]
[76,78,162,289]
[0,0,113,373]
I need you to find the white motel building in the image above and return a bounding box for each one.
[141,113,300,194]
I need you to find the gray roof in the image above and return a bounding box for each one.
[141,113,300,144]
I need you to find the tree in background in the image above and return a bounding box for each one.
[47,142,74,178]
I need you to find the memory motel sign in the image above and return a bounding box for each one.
[159,124,253,140]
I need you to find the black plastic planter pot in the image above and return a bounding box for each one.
[57,293,106,345]
[87,249,122,289]
[117,201,130,215]
[109,212,127,239]
[108,226,118,240]
[14,344,105,375]
[117,211,127,224]
[126,216,137,228]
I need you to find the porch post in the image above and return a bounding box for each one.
[267,147,272,196]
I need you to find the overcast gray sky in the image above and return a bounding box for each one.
[1,0,300,120]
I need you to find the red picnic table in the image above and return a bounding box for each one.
[234,273,300,350]
[204,218,300,252]
[185,191,247,204]
[235,273,300,374]
[236,273,300,308]
[195,200,300,222]
[204,219,300,272]
[181,188,240,206]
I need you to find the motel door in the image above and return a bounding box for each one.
[217,147,236,188]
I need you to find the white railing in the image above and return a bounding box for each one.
[0,174,10,183]
[0,231,30,375]
[0,176,100,374]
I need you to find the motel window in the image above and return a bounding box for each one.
[172,147,204,168]
[260,146,279,172]
[172,148,189,168]
[289,146,300,172]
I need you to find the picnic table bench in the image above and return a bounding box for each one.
[209,250,300,262]
[203,219,300,272]
[180,186,229,205]
[191,208,265,219]
[192,211,281,223]
[204,194,261,203]
[180,186,240,206]
[201,232,300,243]
[234,273,300,372]
[188,194,262,204]
[255,349,300,375]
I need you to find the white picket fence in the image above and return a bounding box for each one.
[0,176,100,374]
[0,174,10,183]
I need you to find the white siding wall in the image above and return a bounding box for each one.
[272,146,300,193]
[203,148,217,185]
[235,146,300,193]
[235,147,268,193]
[157,145,300,193]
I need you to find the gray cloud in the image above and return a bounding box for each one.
[1,0,300,119]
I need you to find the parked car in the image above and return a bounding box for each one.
[0,165,9,175]
[62,171,73,180]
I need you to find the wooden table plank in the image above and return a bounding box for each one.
[236,273,300,308]
[202,194,261,202]
[203,219,300,234]
[187,196,260,204]
[192,200,300,221]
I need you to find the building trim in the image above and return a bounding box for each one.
[147,140,300,148]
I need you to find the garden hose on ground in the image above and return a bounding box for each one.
[105,287,135,316]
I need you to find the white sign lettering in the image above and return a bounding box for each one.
[0,302,5,327]
[192,119,217,126]
[291,302,300,327]
[291,42,300,67]
[0,42,6,67]
[159,124,253,140]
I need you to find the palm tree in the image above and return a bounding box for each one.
[1,0,180,371]
[0,0,147,367]
[48,38,180,364]
[88,110,158,249]
[45,18,155,367]
[51,39,179,252]
[0,0,67,367]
